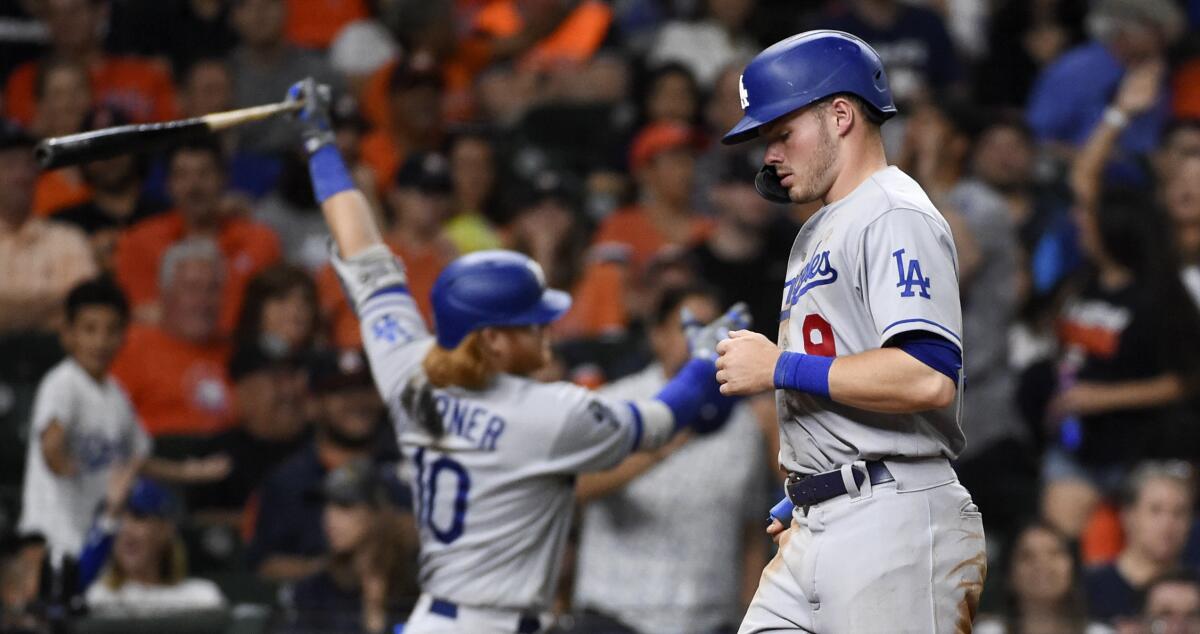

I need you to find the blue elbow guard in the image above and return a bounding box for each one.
[655,358,735,434]
[308,143,355,203]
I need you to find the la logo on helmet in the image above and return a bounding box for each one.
[739,75,749,110]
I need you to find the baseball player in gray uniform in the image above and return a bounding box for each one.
[284,79,747,634]
[715,31,987,633]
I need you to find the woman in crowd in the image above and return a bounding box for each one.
[975,522,1112,634]
[233,263,321,358]
[84,479,225,615]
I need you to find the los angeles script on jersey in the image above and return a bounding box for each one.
[780,249,838,321]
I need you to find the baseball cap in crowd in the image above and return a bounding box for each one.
[330,93,369,133]
[629,122,700,172]
[126,478,180,519]
[394,152,452,193]
[0,119,35,151]
[317,458,386,508]
[227,341,304,382]
[510,170,579,211]
[388,56,443,93]
[308,349,373,394]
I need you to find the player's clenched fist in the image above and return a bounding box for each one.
[715,330,780,396]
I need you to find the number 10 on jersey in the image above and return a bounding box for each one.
[413,448,471,544]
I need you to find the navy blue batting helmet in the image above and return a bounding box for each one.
[722,30,896,146]
[431,250,571,349]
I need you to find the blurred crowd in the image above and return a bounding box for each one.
[1,0,1200,633]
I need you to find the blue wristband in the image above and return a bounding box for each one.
[773,351,834,399]
[308,143,355,203]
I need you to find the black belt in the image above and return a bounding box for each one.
[430,598,541,634]
[785,461,894,507]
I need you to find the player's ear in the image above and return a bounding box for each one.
[831,97,855,137]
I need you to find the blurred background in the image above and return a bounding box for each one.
[1,0,1200,632]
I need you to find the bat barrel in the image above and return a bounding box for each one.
[35,119,212,170]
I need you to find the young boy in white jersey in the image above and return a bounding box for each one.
[19,279,229,560]
[19,279,150,559]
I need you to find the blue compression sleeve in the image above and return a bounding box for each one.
[773,352,834,398]
[888,331,962,384]
[655,358,725,431]
[308,143,355,203]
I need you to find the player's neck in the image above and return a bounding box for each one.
[823,141,888,206]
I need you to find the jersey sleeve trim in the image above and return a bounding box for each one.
[881,317,961,345]
[626,402,644,453]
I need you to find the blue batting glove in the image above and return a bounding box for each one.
[285,78,334,156]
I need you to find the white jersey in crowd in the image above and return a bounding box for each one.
[19,358,152,558]
[777,165,966,474]
[353,287,678,611]
[574,363,768,634]
[85,578,225,616]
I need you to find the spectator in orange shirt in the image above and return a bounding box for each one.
[319,152,457,349]
[0,120,97,336]
[570,122,713,336]
[111,238,235,437]
[114,139,282,333]
[284,0,368,50]
[595,122,712,268]
[360,60,445,194]
[30,59,93,217]
[4,0,177,126]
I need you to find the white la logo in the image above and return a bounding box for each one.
[738,74,749,110]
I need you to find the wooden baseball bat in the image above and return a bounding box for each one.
[35,100,303,170]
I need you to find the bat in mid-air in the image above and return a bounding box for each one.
[34,100,302,170]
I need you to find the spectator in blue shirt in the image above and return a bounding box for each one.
[246,350,404,582]
[1026,0,1182,184]
[1084,461,1195,628]
[815,0,964,106]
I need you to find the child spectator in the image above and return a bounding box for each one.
[19,278,229,560]
[17,279,149,560]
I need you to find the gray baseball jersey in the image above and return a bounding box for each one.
[342,264,677,611]
[776,166,966,475]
